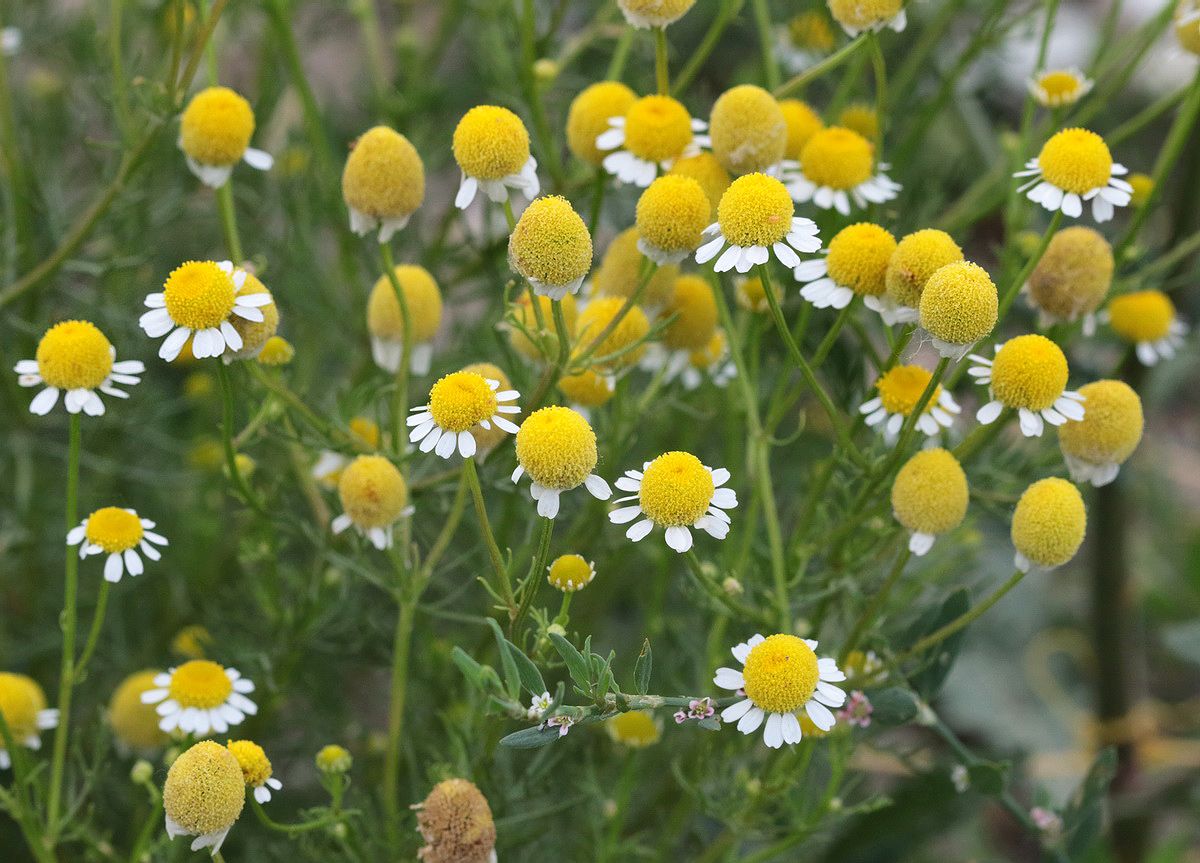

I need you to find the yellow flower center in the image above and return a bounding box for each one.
[1107,290,1175,343]
[163,261,237,331]
[575,297,651,370]
[227,739,273,788]
[84,507,144,553]
[618,0,696,27]
[827,0,902,31]
[1128,172,1154,207]
[558,368,614,408]
[515,406,598,489]
[709,84,787,175]
[567,81,637,166]
[338,455,408,528]
[621,95,694,163]
[799,126,874,190]
[838,103,879,141]
[1028,226,1113,320]
[35,319,114,390]
[787,12,835,51]
[429,372,499,432]
[918,261,998,346]
[742,634,819,714]
[172,625,212,659]
[341,125,426,219]
[0,673,39,739]
[168,660,233,709]
[547,553,594,592]
[636,175,711,253]
[257,336,294,366]
[779,99,824,160]
[109,670,169,751]
[891,448,969,535]
[638,451,714,527]
[886,229,964,309]
[825,222,896,297]
[716,172,794,248]
[1058,379,1143,466]
[875,365,941,416]
[662,275,718,351]
[367,265,443,342]
[452,105,530,180]
[315,744,352,773]
[1011,478,1087,569]
[163,741,246,836]
[179,86,254,166]
[1037,70,1086,103]
[990,334,1069,411]
[508,195,593,289]
[736,276,775,312]
[607,709,660,747]
[669,153,731,220]
[1037,128,1113,194]
[349,416,382,450]
[416,779,497,863]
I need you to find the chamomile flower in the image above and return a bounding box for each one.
[15,320,144,416]
[696,172,821,273]
[883,229,964,324]
[594,227,679,307]
[669,152,732,219]
[609,451,737,553]
[141,661,258,736]
[1011,478,1086,573]
[859,364,960,439]
[1025,226,1112,333]
[342,126,425,242]
[918,261,998,359]
[108,670,170,755]
[1015,128,1131,222]
[635,175,712,264]
[596,94,708,187]
[617,0,696,28]
[508,292,578,362]
[1178,1,1200,54]
[968,335,1085,437]
[224,271,279,361]
[1101,289,1188,365]
[838,103,879,142]
[162,740,245,855]
[141,260,273,361]
[408,371,521,459]
[891,448,969,555]
[567,81,637,166]
[452,105,539,209]
[178,87,273,188]
[367,264,443,374]
[607,710,661,747]
[715,634,847,748]
[681,330,736,390]
[0,673,58,769]
[547,553,596,592]
[709,85,787,175]
[783,126,900,215]
[558,367,616,413]
[779,99,824,160]
[777,12,836,73]
[67,507,168,583]
[827,0,906,35]
[576,297,652,370]
[512,406,612,518]
[413,779,497,863]
[312,417,382,487]
[1028,68,1094,108]
[1058,380,1144,487]
[508,195,593,299]
[332,455,411,549]
[227,739,282,804]
[795,222,896,311]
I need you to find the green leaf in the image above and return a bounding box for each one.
[486,618,521,700]
[634,639,652,695]
[903,588,969,697]
[548,632,592,691]
[499,725,563,749]
[966,761,1007,796]
[1063,747,1117,857]
[508,643,547,697]
[450,647,486,688]
[868,687,919,726]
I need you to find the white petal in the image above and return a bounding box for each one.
[782,711,803,744]
[435,430,458,458]
[763,712,785,748]
[805,699,836,731]
[737,706,765,734]
[721,698,755,722]
[713,668,746,690]
[584,474,611,500]
[104,553,124,583]
[976,401,1003,424]
[625,519,654,542]
[664,525,693,553]
[608,505,643,524]
[243,147,274,170]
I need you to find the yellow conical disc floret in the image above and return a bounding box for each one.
[35,320,114,390]
[1107,290,1175,343]
[163,740,245,837]
[622,95,695,163]
[636,175,711,260]
[515,406,598,490]
[428,372,499,432]
[826,222,896,297]
[638,451,714,527]
[567,81,637,165]
[508,292,578,361]
[617,0,697,28]
[607,709,660,746]
[180,87,254,167]
[787,11,836,53]
[838,103,879,141]
[559,367,614,408]
[741,634,819,714]
[594,228,679,306]
[337,455,408,529]
[1059,380,1143,467]
[226,740,273,789]
[547,553,595,592]
[84,507,144,553]
[886,229,964,309]
[919,262,998,349]
[1037,129,1113,194]
[257,336,294,366]
[108,670,170,752]
[315,744,352,774]
[799,126,874,190]
[989,335,1069,411]
[709,85,787,175]
[228,273,278,360]
[367,265,444,342]
[875,365,942,416]
[461,363,514,453]
[414,778,497,863]
[717,173,794,248]
[669,153,731,220]
[661,275,718,351]
[163,261,237,331]
[508,196,592,296]
[891,448,969,536]
[453,105,530,180]
[342,126,425,228]
[779,99,825,159]
[827,0,903,34]
[1011,478,1086,570]
[1028,227,1113,322]
[0,672,39,740]
[576,297,650,370]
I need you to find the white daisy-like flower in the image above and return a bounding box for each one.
[695,173,821,274]
[456,158,539,210]
[227,739,284,805]
[779,124,901,216]
[1099,290,1189,366]
[1027,68,1094,108]
[140,661,258,736]
[407,371,521,460]
[858,364,960,440]
[67,507,168,583]
[140,260,273,362]
[1015,128,1132,223]
[967,336,1085,438]
[608,451,737,553]
[14,320,144,417]
[511,407,611,519]
[782,160,901,216]
[714,633,847,749]
[595,95,710,187]
[178,87,273,189]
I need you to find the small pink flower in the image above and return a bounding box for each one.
[837,690,872,727]
[543,714,574,737]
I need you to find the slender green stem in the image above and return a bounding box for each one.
[382,597,416,836]
[520,0,565,185]
[216,362,268,516]
[812,297,858,368]
[840,547,909,662]
[46,413,82,837]
[773,36,866,98]
[899,569,1027,662]
[750,0,779,90]
[380,243,414,457]
[868,33,887,149]
[672,0,740,94]
[998,209,1062,321]
[502,198,517,231]
[463,458,515,613]
[73,581,111,682]
[571,262,658,370]
[512,517,554,634]
[952,408,1010,462]
[552,299,572,368]
[251,798,342,834]
[349,0,388,104]
[607,27,634,80]
[1107,84,1189,146]
[654,28,669,95]
[216,180,243,262]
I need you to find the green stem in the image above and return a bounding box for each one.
[654,27,670,95]
[997,209,1062,321]
[840,547,909,662]
[512,517,554,635]
[216,362,268,516]
[250,798,340,834]
[463,458,515,614]
[382,596,416,836]
[773,36,866,98]
[380,243,414,457]
[899,569,1027,662]
[606,27,634,80]
[216,179,243,262]
[571,262,658,370]
[868,33,887,149]
[750,0,779,90]
[73,581,111,683]
[520,0,565,185]
[672,0,740,94]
